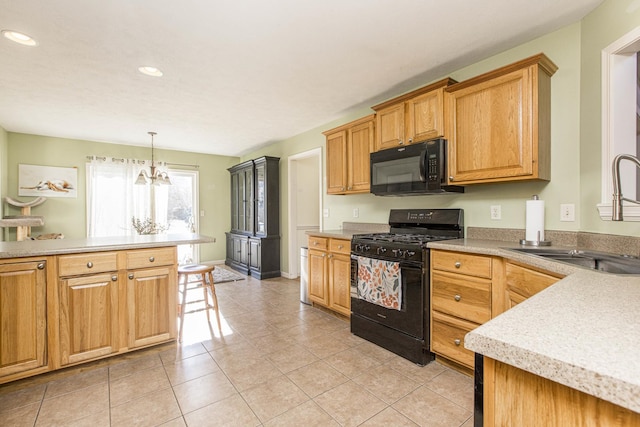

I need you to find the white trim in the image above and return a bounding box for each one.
[287,147,322,278]
[599,26,640,220]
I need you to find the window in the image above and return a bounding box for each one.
[86,158,199,263]
[599,26,640,220]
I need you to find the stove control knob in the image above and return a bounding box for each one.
[364,245,371,251]
[406,251,416,257]
[392,249,401,257]
[376,247,387,255]
[355,244,362,252]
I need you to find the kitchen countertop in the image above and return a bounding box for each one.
[427,238,640,413]
[0,233,214,258]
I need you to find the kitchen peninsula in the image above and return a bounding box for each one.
[0,233,213,384]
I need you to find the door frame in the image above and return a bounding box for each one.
[287,148,322,278]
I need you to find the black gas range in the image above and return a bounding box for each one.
[350,208,464,365]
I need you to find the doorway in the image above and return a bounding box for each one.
[287,148,322,278]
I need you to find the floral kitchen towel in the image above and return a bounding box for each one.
[356,256,402,310]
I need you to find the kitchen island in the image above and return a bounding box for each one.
[0,233,214,384]
[427,239,640,425]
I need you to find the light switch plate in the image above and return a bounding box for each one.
[323,208,330,218]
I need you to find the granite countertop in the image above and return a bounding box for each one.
[0,233,214,258]
[306,229,364,240]
[427,238,640,413]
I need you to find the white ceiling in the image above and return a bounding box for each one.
[0,0,603,157]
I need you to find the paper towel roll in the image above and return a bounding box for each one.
[525,197,545,242]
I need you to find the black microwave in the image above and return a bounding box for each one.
[370,139,464,196]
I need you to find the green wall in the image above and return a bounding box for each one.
[6,133,239,261]
[0,126,8,227]
[580,0,640,234]
[244,0,640,274]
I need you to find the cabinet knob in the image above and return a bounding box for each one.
[399,140,404,145]
[454,294,461,302]
[322,254,326,258]
[347,186,352,190]
[111,275,118,281]
[313,241,319,246]
[37,263,45,270]
[454,261,461,268]
[87,261,93,268]
[449,176,454,181]
[149,256,155,262]
[128,273,134,280]
[408,138,413,143]
[454,339,461,346]
[328,254,333,259]
[337,245,343,249]
[341,187,345,191]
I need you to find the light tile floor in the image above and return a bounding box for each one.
[0,270,475,427]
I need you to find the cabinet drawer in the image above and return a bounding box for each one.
[432,271,491,324]
[126,247,175,270]
[58,252,118,276]
[431,311,477,368]
[329,239,350,255]
[308,236,328,250]
[431,250,492,278]
[505,262,560,300]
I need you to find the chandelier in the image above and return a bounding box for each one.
[135,131,171,185]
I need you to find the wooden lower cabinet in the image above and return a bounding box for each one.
[126,266,176,348]
[0,260,47,379]
[328,252,351,316]
[484,357,640,426]
[59,272,119,365]
[503,261,561,312]
[1,246,179,385]
[307,236,351,316]
[430,250,494,371]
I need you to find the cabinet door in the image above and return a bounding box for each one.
[446,67,535,184]
[127,266,176,348]
[347,120,374,193]
[59,273,118,365]
[254,161,267,235]
[328,253,351,316]
[241,167,254,234]
[375,103,405,151]
[0,261,47,378]
[308,249,328,305]
[249,238,261,270]
[230,171,240,231]
[326,130,347,194]
[503,262,560,313]
[406,89,445,143]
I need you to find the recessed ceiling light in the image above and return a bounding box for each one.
[1,30,38,46]
[138,66,163,77]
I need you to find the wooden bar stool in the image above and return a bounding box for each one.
[177,264,221,342]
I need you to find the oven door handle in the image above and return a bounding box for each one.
[419,149,427,183]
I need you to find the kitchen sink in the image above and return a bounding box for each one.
[507,247,640,274]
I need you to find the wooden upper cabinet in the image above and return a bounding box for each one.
[324,114,374,195]
[372,78,456,151]
[445,53,558,185]
[325,130,347,194]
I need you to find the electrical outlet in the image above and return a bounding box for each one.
[490,205,502,220]
[560,204,575,221]
[200,210,205,217]
[353,208,359,218]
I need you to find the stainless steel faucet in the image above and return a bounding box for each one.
[612,154,640,221]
